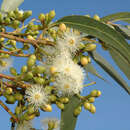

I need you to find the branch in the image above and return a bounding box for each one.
[0,32,54,47]
[0,100,18,122]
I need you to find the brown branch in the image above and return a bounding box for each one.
[0,73,15,80]
[0,32,54,46]
[0,100,19,122]
[0,50,30,57]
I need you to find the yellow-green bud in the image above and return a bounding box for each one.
[5,87,13,95]
[6,95,16,104]
[84,102,91,110]
[74,106,82,116]
[39,13,45,22]
[90,104,96,114]
[59,97,69,104]
[80,57,89,66]
[27,59,36,68]
[24,72,33,80]
[97,90,101,97]
[10,40,16,47]
[27,35,35,40]
[33,66,45,74]
[59,23,66,31]
[23,11,32,20]
[11,20,20,29]
[41,104,52,112]
[14,93,23,101]
[0,37,5,42]
[85,43,96,51]
[49,95,57,102]
[15,106,21,115]
[5,18,10,24]
[27,106,35,114]
[25,113,35,121]
[90,90,99,97]
[10,67,17,76]
[88,97,95,103]
[34,77,45,84]
[21,65,28,73]
[48,10,56,19]
[56,102,64,110]
[93,14,100,21]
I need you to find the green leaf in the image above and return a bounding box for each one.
[113,25,130,40]
[109,46,130,79]
[84,63,106,81]
[89,50,130,94]
[56,15,130,65]
[61,96,80,130]
[101,12,130,23]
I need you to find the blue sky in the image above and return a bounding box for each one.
[0,0,130,130]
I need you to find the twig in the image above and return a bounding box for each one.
[0,100,18,122]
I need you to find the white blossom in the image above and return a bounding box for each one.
[25,84,48,110]
[57,29,82,54]
[0,58,13,73]
[16,121,32,130]
[54,73,84,96]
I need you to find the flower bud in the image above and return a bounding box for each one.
[93,14,100,21]
[21,65,28,73]
[50,66,57,74]
[97,90,101,97]
[6,95,16,104]
[14,93,23,101]
[23,72,33,81]
[90,104,96,114]
[85,43,96,51]
[80,57,89,66]
[39,13,45,22]
[59,23,66,31]
[15,106,21,115]
[27,35,35,40]
[59,97,69,104]
[34,77,45,84]
[48,10,56,19]
[23,11,32,20]
[41,104,52,112]
[25,113,35,121]
[74,106,82,116]
[10,67,17,76]
[5,18,10,24]
[56,102,64,110]
[50,95,57,102]
[5,87,13,95]
[88,97,95,103]
[11,20,20,29]
[0,37,5,42]
[90,90,98,97]
[33,66,45,74]
[84,102,91,110]
[27,106,35,114]
[27,59,36,68]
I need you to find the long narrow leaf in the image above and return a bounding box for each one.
[101,12,130,23]
[61,96,80,130]
[89,50,130,94]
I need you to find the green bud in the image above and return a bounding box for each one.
[23,72,33,81]
[33,66,45,74]
[10,67,17,76]
[39,13,45,22]
[27,106,35,115]
[25,114,36,121]
[14,93,23,101]
[88,97,95,103]
[11,20,20,29]
[90,90,98,97]
[27,59,35,68]
[93,14,100,21]
[56,102,64,110]
[41,104,52,112]
[30,54,36,60]
[5,18,10,24]
[23,11,32,20]
[34,77,45,84]
[85,43,96,51]
[15,106,21,115]
[48,10,56,19]
[5,87,13,95]
[59,97,69,104]
[97,90,101,97]
[6,95,16,104]
[84,102,91,110]
[0,37,5,42]
[74,106,82,116]
[90,104,96,114]
[21,65,28,73]
[49,95,57,102]
[10,40,16,47]
[8,11,15,18]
